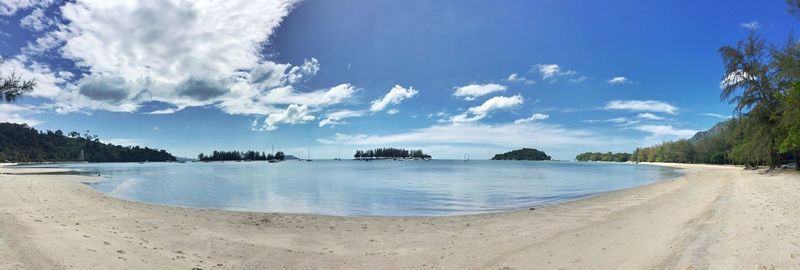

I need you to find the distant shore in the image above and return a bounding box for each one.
[1,163,798,269]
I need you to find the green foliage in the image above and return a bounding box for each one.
[197,150,276,161]
[631,120,740,165]
[0,122,175,162]
[0,71,36,103]
[354,148,431,159]
[491,148,551,161]
[778,83,800,154]
[575,152,631,162]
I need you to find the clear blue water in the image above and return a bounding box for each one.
[50,160,680,216]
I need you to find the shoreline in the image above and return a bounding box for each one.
[2,164,799,269]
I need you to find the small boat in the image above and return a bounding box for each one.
[268,159,280,163]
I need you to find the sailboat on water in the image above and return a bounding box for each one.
[268,145,280,163]
[306,149,313,162]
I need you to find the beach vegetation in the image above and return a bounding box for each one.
[0,122,175,162]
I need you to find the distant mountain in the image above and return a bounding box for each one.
[284,155,299,160]
[491,148,551,161]
[690,120,730,142]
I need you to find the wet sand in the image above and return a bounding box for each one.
[1,163,799,269]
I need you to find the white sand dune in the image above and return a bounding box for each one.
[1,164,798,269]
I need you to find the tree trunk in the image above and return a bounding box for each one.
[795,151,800,171]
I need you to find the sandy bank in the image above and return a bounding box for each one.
[1,164,799,269]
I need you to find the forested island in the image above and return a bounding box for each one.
[491,148,551,160]
[354,148,431,160]
[0,123,175,162]
[575,152,632,162]
[197,150,287,161]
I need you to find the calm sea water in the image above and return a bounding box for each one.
[53,160,680,216]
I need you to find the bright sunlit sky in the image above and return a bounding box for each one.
[1,0,798,159]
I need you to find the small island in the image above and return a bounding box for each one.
[197,150,286,162]
[354,147,431,160]
[491,148,551,161]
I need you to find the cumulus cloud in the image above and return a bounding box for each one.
[318,109,366,127]
[740,21,760,30]
[608,76,628,84]
[261,104,315,131]
[370,84,418,112]
[636,113,664,120]
[605,100,678,114]
[450,95,523,123]
[514,113,549,124]
[452,83,506,101]
[8,0,325,116]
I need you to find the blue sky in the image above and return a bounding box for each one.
[0,0,797,160]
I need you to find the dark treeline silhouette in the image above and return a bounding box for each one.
[0,123,175,162]
[354,148,431,159]
[575,152,632,162]
[197,150,285,161]
[492,148,551,160]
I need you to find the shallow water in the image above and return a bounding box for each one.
[53,160,680,216]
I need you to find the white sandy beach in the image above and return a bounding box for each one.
[1,163,799,269]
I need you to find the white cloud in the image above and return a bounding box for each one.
[450,95,523,123]
[370,84,418,112]
[452,83,506,101]
[19,8,54,32]
[10,0,318,116]
[702,113,731,119]
[261,104,315,131]
[386,109,400,115]
[318,109,366,127]
[0,0,54,16]
[535,64,561,79]
[102,138,147,147]
[0,104,41,126]
[634,124,697,143]
[608,76,628,84]
[636,113,664,120]
[514,113,549,124]
[532,64,584,83]
[605,100,678,114]
[740,21,760,30]
[720,69,751,89]
[506,73,534,84]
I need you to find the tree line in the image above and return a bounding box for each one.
[575,152,632,162]
[354,148,431,159]
[0,123,176,162]
[582,1,800,170]
[197,150,285,161]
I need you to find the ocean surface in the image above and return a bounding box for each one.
[53,160,680,216]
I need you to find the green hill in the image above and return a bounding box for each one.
[0,122,175,162]
[491,148,551,161]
